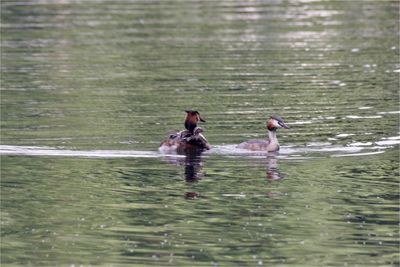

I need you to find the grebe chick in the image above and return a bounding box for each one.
[159,111,210,153]
[237,115,289,152]
[182,127,210,150]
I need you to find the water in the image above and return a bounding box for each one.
[1,0,399,266]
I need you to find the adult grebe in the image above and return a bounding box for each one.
[159,111,210,153]
[184,110,205,133]
[237,115,289,152]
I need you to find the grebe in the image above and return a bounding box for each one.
[159,111,211,153]
[184,110,205,133]
[237,115,289,152]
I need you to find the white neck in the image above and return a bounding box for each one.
[268,130,279,146]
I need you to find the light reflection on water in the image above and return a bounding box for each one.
[1,0,399,266]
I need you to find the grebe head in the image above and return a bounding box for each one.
[185,110,205,132]
[267,115,289,131]
[185,110,205,122]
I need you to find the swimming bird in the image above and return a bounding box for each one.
[159,111,210,153]
[237,115,289,152]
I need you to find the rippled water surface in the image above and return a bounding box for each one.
[1,0,399,266]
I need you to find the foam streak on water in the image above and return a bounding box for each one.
[0,145,183,158]
[1,135,398,159]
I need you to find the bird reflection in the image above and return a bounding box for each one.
[182,148,205,182]
[178,149,204,200]
[184,191,199,200]
[161,148,205,181]
[266,152,285,181]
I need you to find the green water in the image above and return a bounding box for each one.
[1,1,399,266]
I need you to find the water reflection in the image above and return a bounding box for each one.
[266,152,285,181]
[264,152,286,200]
[184,191,199,200]
[182,148,205,182]
[163,148,205,200]
[161,148,206,181]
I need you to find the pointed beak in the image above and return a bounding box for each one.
[199,116,206,122]
[278,121,289,129]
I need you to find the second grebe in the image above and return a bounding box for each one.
[237,115,289,152]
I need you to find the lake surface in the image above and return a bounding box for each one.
[1,0,399,266]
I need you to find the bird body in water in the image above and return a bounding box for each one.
[159,111,210,153]
[237,115,289,152]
